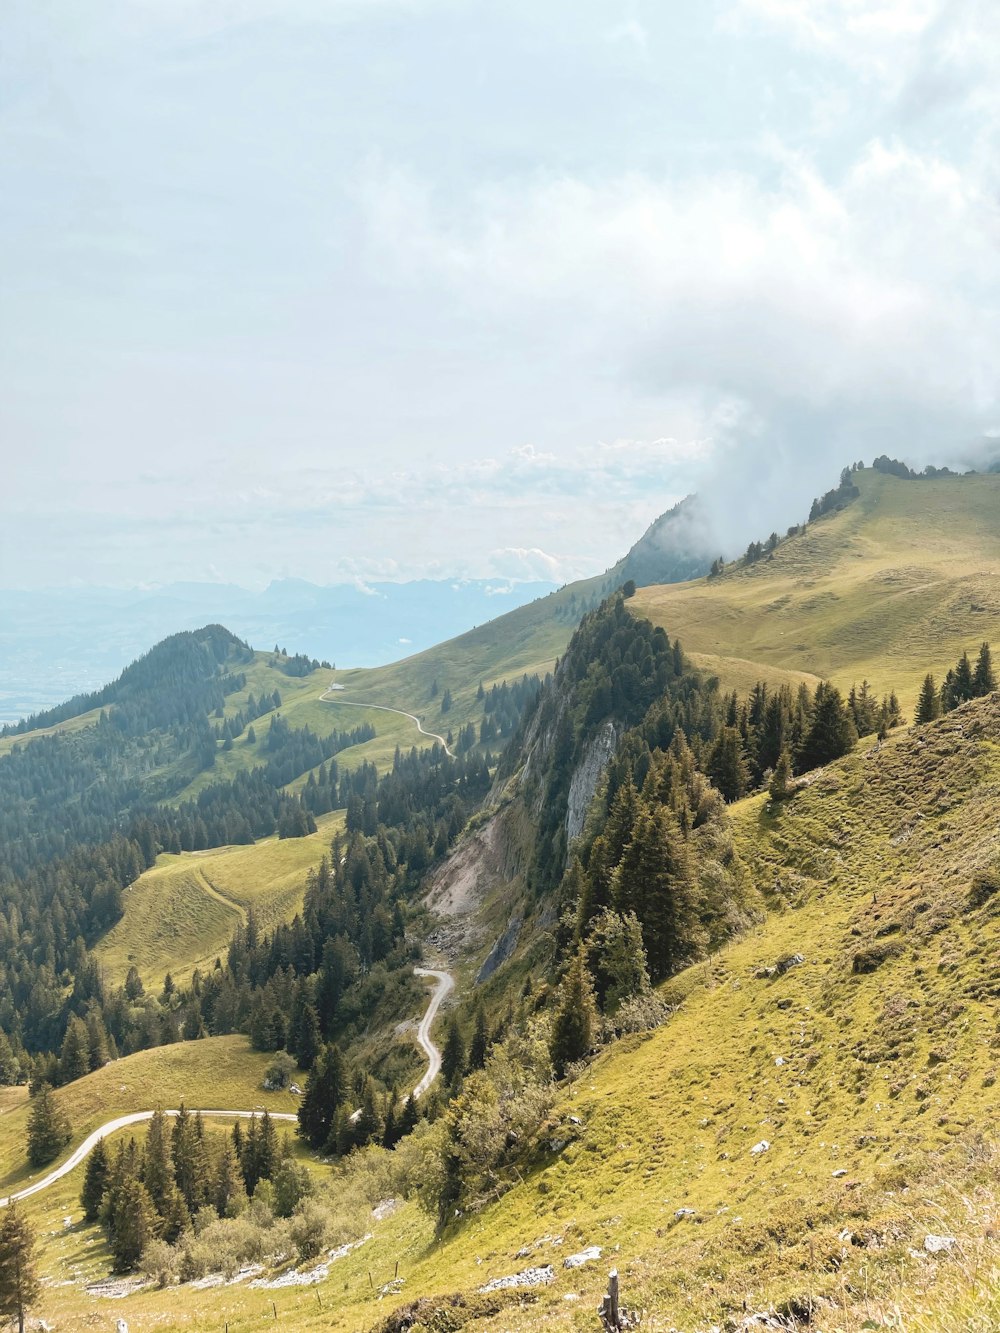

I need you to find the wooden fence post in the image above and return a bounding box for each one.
[599,1269,621,1331]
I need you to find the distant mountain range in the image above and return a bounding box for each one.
[2,489,724,725]
[0,577,558,724]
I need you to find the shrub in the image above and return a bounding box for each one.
[608,989,672,1035]
[289,1199,333,1260]
[264,1051,296,1090]
[273,1159,313,1218]
[140,1238,178,1288]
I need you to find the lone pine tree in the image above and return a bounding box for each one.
[0,1203,40,1333]
[549,948,598,1077]
[973,642,996,696]
[80,1138,110,1221]
[26,1083,71,1168]
[916,673,941,724]
[612,804,697,983]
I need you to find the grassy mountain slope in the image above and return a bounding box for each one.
[633,469,1000,711]
[412,693,999,1333]
[94,809,346,988]
[326,494,721,741]
[24,693,1000,1330]
[327,576,610,731]
[0,586,593,790]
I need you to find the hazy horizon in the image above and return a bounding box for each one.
[3,1,999,591]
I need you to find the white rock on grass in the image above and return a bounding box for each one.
[479,1265,554,1293]
[924,1235,957,1255]
[249,1234,372,1290]
[564,1246,601,1269]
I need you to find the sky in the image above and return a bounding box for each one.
[1,0,998,590]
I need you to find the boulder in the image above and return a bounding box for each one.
[924,1234,957,1255]
[564,1246,602,1268]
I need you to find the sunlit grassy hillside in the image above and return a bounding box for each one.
[94,810,345,988]
[325,575,611,738]
[634,469,1000,712]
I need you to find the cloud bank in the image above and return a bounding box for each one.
[2,0,998,588]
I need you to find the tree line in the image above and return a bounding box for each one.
[916,643,995,724]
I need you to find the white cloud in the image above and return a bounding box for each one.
[727,0,1000,128]
[486,547,592,584]
[723,0,940,74]
[350,577,384,598]
[358,138,1000,466]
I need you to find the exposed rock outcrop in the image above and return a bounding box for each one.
[565,719,620,843]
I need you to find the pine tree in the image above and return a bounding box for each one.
[58,1016,90,1084]
[26,1084,71,1167]
[0,1034,20,1086]
[707,726,749,801]
[916,673,940,724]
[212,1140,248,1218]
[257,1111,278,1186]
[0,1202,40,1333]
[171,1105,209,1215]
[141,1109,187,1241]
[399,1092,420,1138]
[297,1044,347,1149]
[353,1081,383,1149]
[80,1138,110,1221]
[798,682,857,770]
[240,1115,262,1195]
[109,1177,157,1272]
[440,1017,465,1086]
[768,746,793,801]
[953,650,975,705]
[584,908,650,1012]
[468,1007,489,1070]
[85,1012,111,1071]
[613,804,699,982]
[330,1105,355,1157]
[974,642,996,697]
[549,949,598,1077]
[100,1137,141,1234]
[381,1097,399,1150]
[293,1004,321,1071]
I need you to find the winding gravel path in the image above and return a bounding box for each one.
[0,1110,298,1209]
[412,967,456,1098]
[319,687,455,757]
[1,966,456,1207]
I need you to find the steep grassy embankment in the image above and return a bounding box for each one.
[634,469,1000,711]
[348,695,1000,1333]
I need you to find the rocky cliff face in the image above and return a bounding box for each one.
[565,719,621,844]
